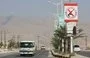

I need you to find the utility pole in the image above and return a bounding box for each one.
[17,35,20,43]
[4,30,6,49]
[48,0,60,16]
[37,36,40,50]
[85,36,87,49]
[17,35,20,48]
[48,0,60,28]
[60,0,64,13]
[69,0,71,2]
[0,30,3,48]
[0,30,2,43]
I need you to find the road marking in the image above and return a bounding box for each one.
[34,50,44,57]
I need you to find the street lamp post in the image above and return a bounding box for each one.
[48,0,60,28]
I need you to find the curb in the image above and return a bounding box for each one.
[51,50,71,58]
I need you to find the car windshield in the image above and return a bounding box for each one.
[74,45,79,47]
[20,42,34,48]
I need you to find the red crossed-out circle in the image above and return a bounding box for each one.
[66,7,77,18]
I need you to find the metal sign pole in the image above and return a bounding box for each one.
[70,36,73,54]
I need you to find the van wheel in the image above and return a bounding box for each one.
[31,54,34,56]
[20,54,24,56]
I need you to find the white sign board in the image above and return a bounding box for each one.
[64,3,78,22]
[66,22,77,34]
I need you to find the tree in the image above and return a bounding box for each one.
[8,39,16,49]
[0,42,3,48]
[52,25,67,53]
[51,36,60,52]
[52,25,84,54]
[14,41,20,48]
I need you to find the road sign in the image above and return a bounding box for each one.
[64,3,78,23]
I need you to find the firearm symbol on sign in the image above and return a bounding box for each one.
[66,7,77,18]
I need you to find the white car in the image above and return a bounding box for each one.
[73,45,81,52]
[41,46,46,50]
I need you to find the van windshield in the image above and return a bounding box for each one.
[20,42,34,48]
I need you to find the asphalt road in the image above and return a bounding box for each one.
[0,50,54,58]
[76,50,90,58]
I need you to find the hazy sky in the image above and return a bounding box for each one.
[0,0,90,22]
[0,0,51,16]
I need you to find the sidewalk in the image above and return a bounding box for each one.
[0,49,18,54]
[51,50,89,58]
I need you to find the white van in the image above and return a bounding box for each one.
[19,41,36,56]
